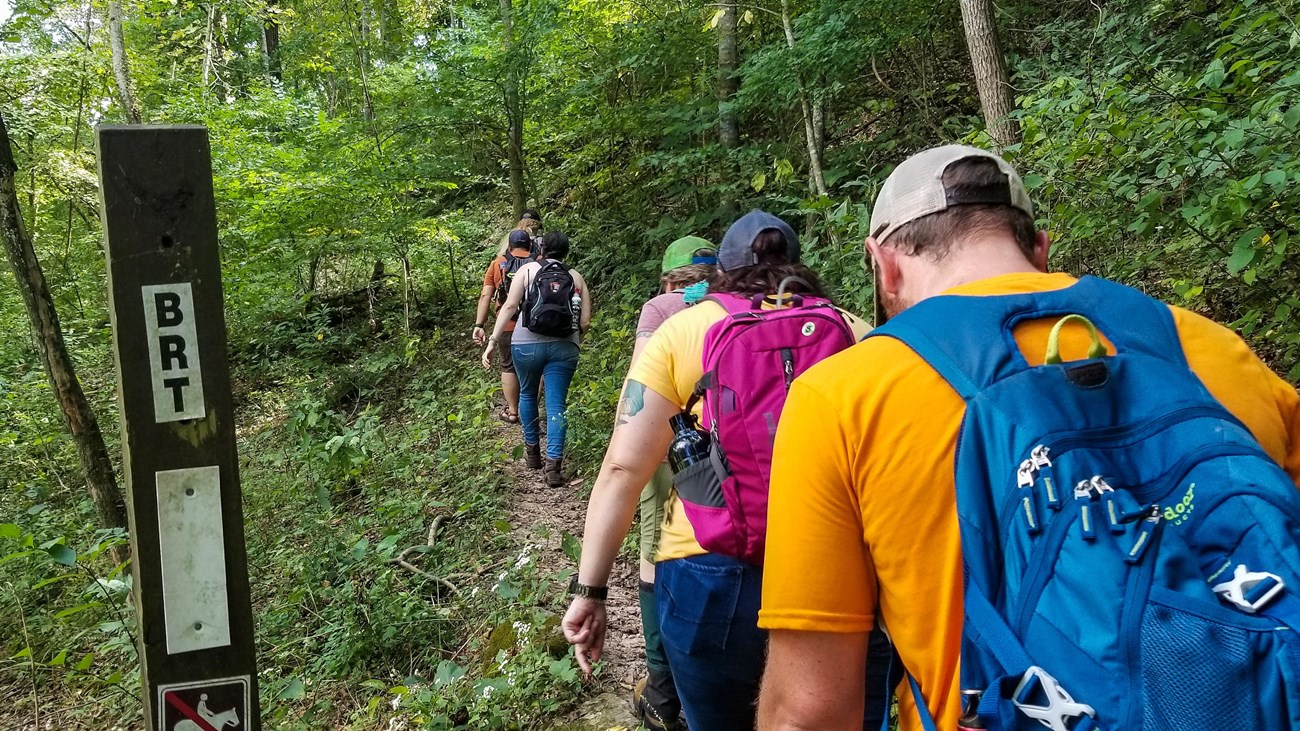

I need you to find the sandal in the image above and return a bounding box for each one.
[499,407,519,424]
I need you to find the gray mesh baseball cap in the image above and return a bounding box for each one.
[869,145,1033,244]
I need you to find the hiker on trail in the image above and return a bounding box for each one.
[757,145,1300,731]
[629,235,717,731]
[474,229,540,423]
[562,210,869,731]
[482,231,590,487]
[495,209,544,256]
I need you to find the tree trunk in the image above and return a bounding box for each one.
[0,112,127,563]
[959,0,1019,149]
[262,0,282,83]
[107,0,142,123]
[717,1,739,217]
[780,0,826,196]
[717,1,739,151]
[500,0,527,218]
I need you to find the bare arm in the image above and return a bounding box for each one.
[562,378,676,674]
[475,283,494,327]
[758,630,869,731]
[574,270,592,335]
[580,379,674,586]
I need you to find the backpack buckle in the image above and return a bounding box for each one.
[1013,666,1097,731]
[1213,564,1285,614]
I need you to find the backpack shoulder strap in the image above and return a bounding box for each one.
[701,292,752,315]
[868,276,1185,400]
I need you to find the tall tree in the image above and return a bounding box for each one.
[107,0,143,123]
[716,1,739,152]
[716,0,740,215]
[262,0,283,83]
[500,0,527,218]
[0,111,128,562]
[780,0,827,196]
[959,0,1019,148]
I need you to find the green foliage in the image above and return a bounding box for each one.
[3,0,1299,724]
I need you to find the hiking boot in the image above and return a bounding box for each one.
[633,668,683,731]
[544,457,564,487]
[524,443,542,469]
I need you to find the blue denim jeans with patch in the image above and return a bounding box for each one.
[656,552,766,731]
[511,340,579,459]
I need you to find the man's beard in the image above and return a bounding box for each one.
[879,289,913,319]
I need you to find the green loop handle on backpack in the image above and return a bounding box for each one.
[1045,314,1107,365]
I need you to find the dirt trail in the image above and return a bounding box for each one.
[495,420,644,729]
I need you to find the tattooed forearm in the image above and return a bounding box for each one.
[617,379,647,426]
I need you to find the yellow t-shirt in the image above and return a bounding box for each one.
[628,297,872,562]
[759,272,1300,730]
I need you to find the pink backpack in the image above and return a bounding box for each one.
[676,289,855,565]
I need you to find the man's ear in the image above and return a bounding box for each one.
[866,237,901,294]
[1032,230,1051,272]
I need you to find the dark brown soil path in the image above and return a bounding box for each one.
[494,419,645,729]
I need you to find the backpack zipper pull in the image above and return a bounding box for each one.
[1016,459,1040,535]
[1017,459,1036,489]
[1091,477,1126,535]
[1031,445,1060,510]
[1125,506,1161,564]
[1075,480,1097,541]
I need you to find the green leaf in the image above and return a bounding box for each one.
[750,171,766,193]
[1283,105,1300,130]
[74,653,94,671]
[1263,169,1288,188]
[55,602,100,619]
[32,573,78,590]
[1202,58,1226,89]
[560,531,582,565]
[46,544,76,566]
[0,523,21,540]
[277,677,305,700]
[434,660,466,686]
[49,649,67,667]
[1227,247,1256,274]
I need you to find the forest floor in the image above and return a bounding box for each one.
[493,416,645,730]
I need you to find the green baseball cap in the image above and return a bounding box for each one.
[661,236,715,273]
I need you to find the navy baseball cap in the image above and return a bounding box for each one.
[717,210,800,271]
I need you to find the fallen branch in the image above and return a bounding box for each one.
[388,514,460,597]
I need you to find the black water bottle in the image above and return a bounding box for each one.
[668,413,710,474]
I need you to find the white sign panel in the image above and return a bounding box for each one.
[157,466,231,654]
[143,283,205,423]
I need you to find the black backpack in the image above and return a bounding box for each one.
[523,261,577,337]
[495,249,537,305]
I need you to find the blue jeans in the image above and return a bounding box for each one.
[511,341,579,459]
[656,553,766,731]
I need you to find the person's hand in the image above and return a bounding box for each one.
[481,339,496,370]
[562,596,607,679]
[472,325,486,346]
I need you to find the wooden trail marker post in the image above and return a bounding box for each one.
[97,126,261,731]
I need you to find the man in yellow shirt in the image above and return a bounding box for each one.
[757,146,1300,730]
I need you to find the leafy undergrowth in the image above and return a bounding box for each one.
[0,298,604,730]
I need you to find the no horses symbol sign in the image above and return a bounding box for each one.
[159,676,249,730]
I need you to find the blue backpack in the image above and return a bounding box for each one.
[872,276,1300,731]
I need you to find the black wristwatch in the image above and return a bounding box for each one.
[568,576,608,601]
[474,322,485,329]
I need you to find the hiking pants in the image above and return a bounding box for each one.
[511,340,578,459]
[656,552,766,731]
